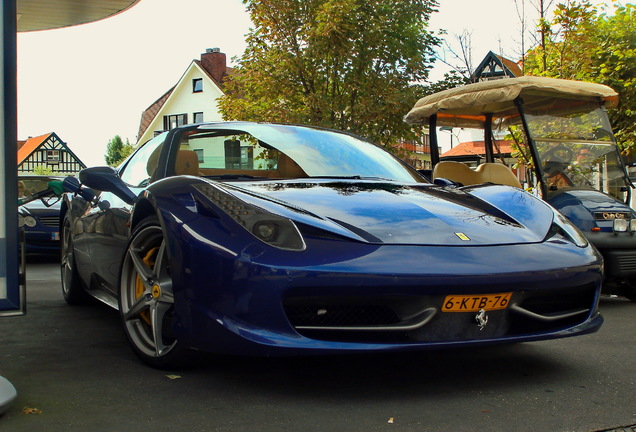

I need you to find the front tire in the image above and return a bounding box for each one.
[119,217,197,369]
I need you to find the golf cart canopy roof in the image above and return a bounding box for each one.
[404,76,619,128]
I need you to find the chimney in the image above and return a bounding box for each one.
[200,48,226,84]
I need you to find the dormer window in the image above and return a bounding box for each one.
[192,78,203,93]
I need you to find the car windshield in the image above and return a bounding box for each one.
[18,177,60,197]
[522,107,628,198]
[183,123,425,183]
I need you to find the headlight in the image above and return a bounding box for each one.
[194,184,306,251]
[550,212,588,248]
[613,218,630,233]
[24,216,37,228]
[18,214,25,228]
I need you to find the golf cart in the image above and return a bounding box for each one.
[405,76,636,301]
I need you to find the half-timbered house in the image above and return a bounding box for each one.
[17,132,86,175]
[471,51,523,82]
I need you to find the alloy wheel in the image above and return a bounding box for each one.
[120,223,177,360]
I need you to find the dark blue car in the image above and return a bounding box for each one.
[60,122,603,368]
[18,175,64,254]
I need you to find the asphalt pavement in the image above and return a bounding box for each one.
[1,256,635,432]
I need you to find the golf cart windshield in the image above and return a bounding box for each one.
[404,76,630,199]
[523,106,629,199]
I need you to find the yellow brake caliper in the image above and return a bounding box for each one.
[135,247,159,325]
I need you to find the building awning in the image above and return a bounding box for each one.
[17,0,141,32]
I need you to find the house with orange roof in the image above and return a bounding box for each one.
[136,48,234,145]
[441,139,515,163]
[17,132,86,175]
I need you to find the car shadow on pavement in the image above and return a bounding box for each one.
[174,343,587,409]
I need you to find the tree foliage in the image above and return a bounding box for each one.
[422,70,470,95]
[219,0,441,149]
[105,135,134,166]
[33,165,54,176]
[592,4,636,156]
[524,2,636,155]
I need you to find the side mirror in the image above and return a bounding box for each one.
[63,176,95,202]
[79,166,137,205]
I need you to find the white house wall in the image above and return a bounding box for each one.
[137,62,225,145]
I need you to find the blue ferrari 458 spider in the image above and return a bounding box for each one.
[60,122,603,368]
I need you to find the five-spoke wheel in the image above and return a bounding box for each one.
[119,217,195,368]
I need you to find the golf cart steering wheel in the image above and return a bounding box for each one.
[543,145,574,163]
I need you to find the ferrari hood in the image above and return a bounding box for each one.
[227,180,555,246]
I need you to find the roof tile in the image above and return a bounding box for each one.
[17,132,53,164]
[441,140,515,158]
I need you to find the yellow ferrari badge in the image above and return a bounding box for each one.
[455,232,470,241]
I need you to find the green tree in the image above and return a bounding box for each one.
[525,1,599,79]
[422,70,470,95]
[105,135,134,166]
[33,165,54,175]
[219,0,441,150]
[524,2,636,155]
[591,4,636,156]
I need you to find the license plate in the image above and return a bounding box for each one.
[442,293,512,312]
[51,232,60,241]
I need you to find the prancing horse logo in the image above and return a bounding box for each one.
[475,308,488,330]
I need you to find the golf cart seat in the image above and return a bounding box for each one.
[433,161,521,189]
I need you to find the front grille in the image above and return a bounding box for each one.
[594,211,632,221]
[617,255,636,273]
[603,249,636,276]
[39,216,59,227]
[283,285,597,344]
[507,284,597,334]
[285,304,400,328]
[284,296,426,342]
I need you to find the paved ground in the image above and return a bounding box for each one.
[0,257,635,432]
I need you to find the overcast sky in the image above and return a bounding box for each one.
[16,0,615,167]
